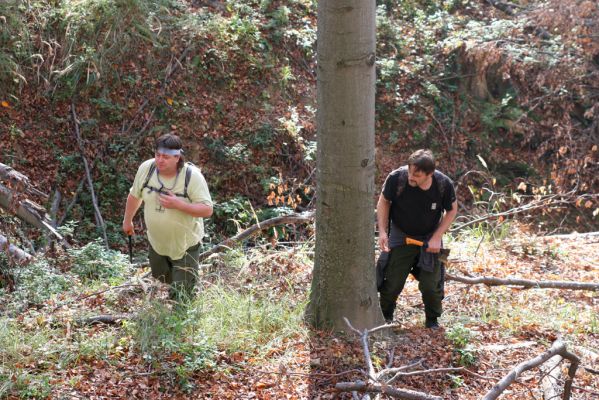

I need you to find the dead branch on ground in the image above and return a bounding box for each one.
[451,196,576,232]
[542,231,599,240]
[482,339,579,400]
[78,314,131,325]
[540,354,563,400]
[71,103,109,247]
[0,233,33,264]
[335,317,484,400]
[445,273,599,291]
[0,162,48,199]
[198,211,314,262]
[0,182,66,245]
[336,381,444,400]
[49,189,61,228]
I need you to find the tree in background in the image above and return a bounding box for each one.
[306,0,382,331]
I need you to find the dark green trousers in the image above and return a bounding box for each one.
[379,245,443,321]
[148,242,202,301]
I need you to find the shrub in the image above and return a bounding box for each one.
[446,324,477,367]
[10,259,71,307]
[67,239,131,282]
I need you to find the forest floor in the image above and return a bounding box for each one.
[13,224,592,400]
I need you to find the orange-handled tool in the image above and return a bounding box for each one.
[405,237,450,263]
[406,238,425,246]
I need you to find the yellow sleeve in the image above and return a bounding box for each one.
[187,166,213,206]
[129,159,154,199]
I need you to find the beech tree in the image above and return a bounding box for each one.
[306,0,381,331]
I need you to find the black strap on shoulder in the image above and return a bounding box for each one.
[141,161,193,200]
[394,166,447,200]
[183,162,193,200]
[395,165,409,199]
[142,162,156,191]
[434,171,447,199]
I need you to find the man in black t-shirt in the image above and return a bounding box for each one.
[377,149,457,329]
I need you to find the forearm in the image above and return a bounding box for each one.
[176,201,213,218]
[123,194,142,223]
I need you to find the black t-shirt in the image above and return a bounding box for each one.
[382,168,456,236]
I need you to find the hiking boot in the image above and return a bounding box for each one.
[425,317,440,329]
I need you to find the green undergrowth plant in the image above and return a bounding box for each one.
[446,323,477,367]
[191,285,306,354]
[67,238,132,283]
[126,300,217,376]
[126,283,306,375]
[7,258,72,310]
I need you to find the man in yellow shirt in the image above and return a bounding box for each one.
[123,134,213,300]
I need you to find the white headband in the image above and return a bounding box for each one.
[156,147,182,156]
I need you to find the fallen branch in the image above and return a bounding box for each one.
[0,182,66,244]
[0,162,49,199]
[445,273,599,291]
[386,366,492,384]
[482,340,580,400]
[0,233,33,264]
[198,211,314,262]
[478,341,537,352]
[540,355,563,400]
[451,197,572,232]
[336,381,443,400]
[79,314,131,325]
[337,318,449,400]
[71,102,109,247]
[541,231,599,240]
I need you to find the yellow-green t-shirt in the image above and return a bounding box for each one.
[130,159,213,259]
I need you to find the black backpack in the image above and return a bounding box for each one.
[142,161,194,200]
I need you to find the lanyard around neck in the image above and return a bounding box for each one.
[156,169,180,191]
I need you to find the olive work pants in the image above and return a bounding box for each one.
[148,242,202,301]
[379,245,443,321]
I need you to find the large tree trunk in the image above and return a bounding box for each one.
[306,0,381,331]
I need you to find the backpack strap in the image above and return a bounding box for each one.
[394,166,448,200]
[395,165,409,199]
[142,161,192,200]
[142,161,156,191]
[433,170,447,199]
[183,162,193,200]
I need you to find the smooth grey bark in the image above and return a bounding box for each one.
[306,0,382,331]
